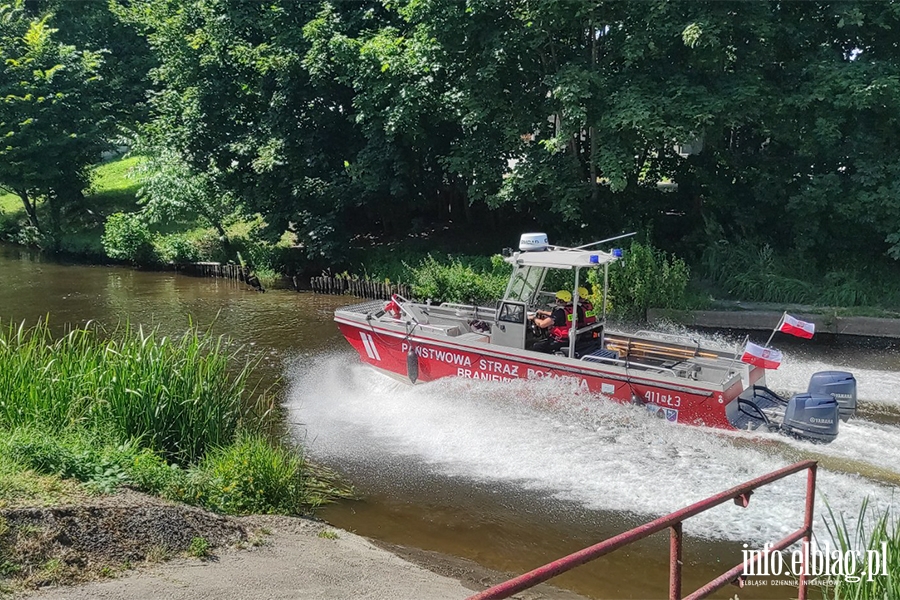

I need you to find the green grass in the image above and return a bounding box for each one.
[823,498,900,599]
[0,321,257,463]
[89,156,144,208]
[0,156,144,222]
[187,537,210,558]
[0,156,145,256]
[0,452,87,509]
[0,320,349,519]
[0,190,20,214]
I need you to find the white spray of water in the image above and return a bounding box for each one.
[647,321,900,407]
[287,352,898,545]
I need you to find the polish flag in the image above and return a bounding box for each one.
[741,341,783,370]
[779,314,815,339]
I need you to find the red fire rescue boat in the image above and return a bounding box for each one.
[335,234,856,442]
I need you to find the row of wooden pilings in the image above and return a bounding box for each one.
[310,275,411,300]
[178,261,408,299]
[181,261,247,280]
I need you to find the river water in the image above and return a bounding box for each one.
[2,243,899,599]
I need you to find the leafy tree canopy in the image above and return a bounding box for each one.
[0,1,112,233]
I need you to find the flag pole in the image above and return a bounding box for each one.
[764,311,786,348]
[723,334,751,385]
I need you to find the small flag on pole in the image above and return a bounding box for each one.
[778,314,815,339]
[741,341,783,370]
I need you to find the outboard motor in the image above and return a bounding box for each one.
[781,394,840,443]
[808,371,857,421]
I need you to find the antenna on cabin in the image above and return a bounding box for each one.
[574,232,636,250]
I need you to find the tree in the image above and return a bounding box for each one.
[0,1,112,234]
[121,0,366,259]
[117,0,900,275]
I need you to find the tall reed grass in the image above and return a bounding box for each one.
[0,321,259,463]
[823,498,900,599]
[0,320,348,515]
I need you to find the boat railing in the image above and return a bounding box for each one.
[337,299,389,315]
[465,460,819,600]
[412,322,462,336]
[606,338,720,363]
[580,354,677,376]
[573,321,605,337]
[433,303,498,319]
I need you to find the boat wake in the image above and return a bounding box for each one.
[287,352,898,545]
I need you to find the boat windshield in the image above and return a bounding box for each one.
[503,265,547,305]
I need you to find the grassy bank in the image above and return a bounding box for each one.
[0,157,299,284]
[0,321,347,516]
[0,156,144,257]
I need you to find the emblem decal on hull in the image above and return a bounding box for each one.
[646,404,679,423]
[359,332,381,361]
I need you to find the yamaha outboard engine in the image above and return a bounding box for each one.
[726,369,856,443]
[808,371,857,421]
[781,394,840,443]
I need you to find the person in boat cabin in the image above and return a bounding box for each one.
[576,286,598,340]
[529,290,573,353]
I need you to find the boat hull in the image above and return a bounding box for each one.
[337,319,762,430]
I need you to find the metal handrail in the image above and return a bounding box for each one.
[580,354,678,376]
[466,460,818,600]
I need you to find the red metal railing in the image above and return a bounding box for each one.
[467,460,817,600]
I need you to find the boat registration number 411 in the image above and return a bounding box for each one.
[645,390,682,408]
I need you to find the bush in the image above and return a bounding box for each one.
[603,241,690,322]
[0,428,132,493]
[699,238,900,308]
[153,232,202,264]
[102,212,156,264]
[409,254,510,303]
[193,434,325,516]
[125,448,188,498]
[700,241,813,304]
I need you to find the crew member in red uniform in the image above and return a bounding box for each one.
[530,290,573,353]
[577,287,596,325]
[576,286,599,340]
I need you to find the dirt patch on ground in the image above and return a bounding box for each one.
[0,490,249,591]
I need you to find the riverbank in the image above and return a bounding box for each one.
[649,305,900,339]
[5,156,900,321]
[5,489,583,600]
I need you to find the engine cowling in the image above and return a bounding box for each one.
[807,371,857,422]
[781,393,840,443]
